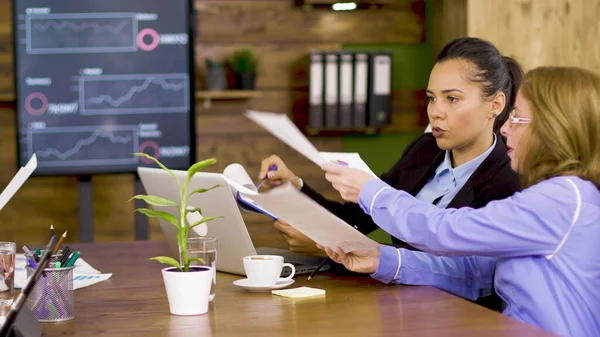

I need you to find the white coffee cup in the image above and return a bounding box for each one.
[243,255,295,286]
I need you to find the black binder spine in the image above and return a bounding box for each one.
[324,52,339,129]
[367,52,392,127]
[338,52,353,129]
[308,52,324,129]
[353,52,368,129]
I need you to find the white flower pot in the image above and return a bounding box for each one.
[161,266,213,316]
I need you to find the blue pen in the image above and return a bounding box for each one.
[256,165,277,190]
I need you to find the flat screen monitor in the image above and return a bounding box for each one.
[12,0,196,175]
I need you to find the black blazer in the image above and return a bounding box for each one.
[301,132,521,310]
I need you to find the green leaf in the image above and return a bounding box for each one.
[149,256,182,271]
[128,195,178,207]
[186,257,206,265]
[135,208,179,229]
[186,184,223,202]
[184,158,217,192]
[189,216,223,230]
[185,206,202,215]
[134,152,182,191]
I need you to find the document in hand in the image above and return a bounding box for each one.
[243,110,377,177]
[239,182,380,253]
[220,163,277,219]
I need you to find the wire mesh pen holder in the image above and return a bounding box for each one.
[25,263,75,322]
[24,249,63,264]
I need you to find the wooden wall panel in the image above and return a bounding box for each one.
[467,0,600,72]
[430,0,467,58]
[195,0,425,44]
[196,44,340,90]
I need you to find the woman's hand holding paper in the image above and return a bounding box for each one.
[317,244,381,274]
[321,164,375,203]
[259,155,302,190]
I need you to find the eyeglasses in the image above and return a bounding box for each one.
[508,110,532,127]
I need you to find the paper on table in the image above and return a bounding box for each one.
[14,253,112,290]
[241,183,379,253]
[272,286,326,298]
[0,154,37,212]
[244,110,327,166]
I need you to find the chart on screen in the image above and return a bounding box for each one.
[13,0,195,175]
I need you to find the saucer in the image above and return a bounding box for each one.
[233,278,295,292]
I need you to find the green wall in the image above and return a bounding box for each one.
[339,1,434,243]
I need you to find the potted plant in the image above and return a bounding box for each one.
[231,48,258,90]
[129,152,222,316]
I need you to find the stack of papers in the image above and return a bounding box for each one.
[15,254,112,290]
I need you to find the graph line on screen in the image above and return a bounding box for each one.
[86,78,186,108]
[28,125,139,167]
[25,12,138,54]
[79,73,190,115]
[32,20,129,34]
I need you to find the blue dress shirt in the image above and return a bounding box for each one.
[360,176,600,337]
[415,134,497,208]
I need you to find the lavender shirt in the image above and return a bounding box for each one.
[359,176,600,337]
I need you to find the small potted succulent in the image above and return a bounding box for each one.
[231,48,259,90]
[130,152,222,316]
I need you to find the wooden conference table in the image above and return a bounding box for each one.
[28,241,553,336]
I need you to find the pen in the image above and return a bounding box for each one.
[307,257,329,280]
[52,230,68,255]
[64,251,80,267]
[256,165,277,190]
[59,246,71,266]
[22,246,33,256]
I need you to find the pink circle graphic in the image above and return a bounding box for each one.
[137,28,159,51]
[25,92,48,116]
[139,141,160,163]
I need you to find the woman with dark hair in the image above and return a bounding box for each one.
[258,37,523,310]
[320,66,600,337]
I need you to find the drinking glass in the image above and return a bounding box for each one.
[186,237,217,301]
[0,242,16,306]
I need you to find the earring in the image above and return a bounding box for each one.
[492,113,498,117]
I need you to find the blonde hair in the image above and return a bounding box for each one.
[519,66,600,189]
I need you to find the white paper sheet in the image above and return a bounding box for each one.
[241,183,379,253]
[244,110,327,166]
[15,254,112,290]
[0,154,37,212]
[222,163,276,218]
[222,163,258,194]
[318,152,377,177]
[243,110,377,176]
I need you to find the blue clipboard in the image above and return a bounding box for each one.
[235,192,277,220]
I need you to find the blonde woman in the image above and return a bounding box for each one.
[320,67,600,337]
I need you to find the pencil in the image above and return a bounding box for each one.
[307,257,329,280]
[52,230,67,255]
[50,224,55,240]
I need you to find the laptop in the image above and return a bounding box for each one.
[0,236,57,337]
[137,167,329,276]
